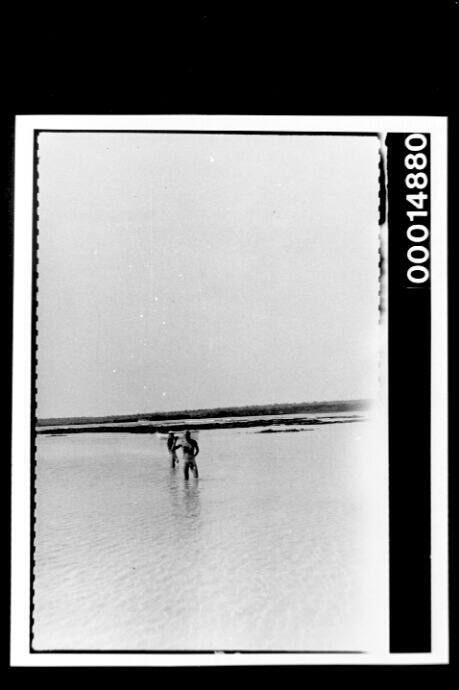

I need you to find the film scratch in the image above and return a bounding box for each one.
[10,116,448,667]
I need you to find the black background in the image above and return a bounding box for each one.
[387,134,431,652]
[3,0,457,677]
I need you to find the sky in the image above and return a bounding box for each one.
[36,132,380,418]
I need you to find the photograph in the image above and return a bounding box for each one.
[31,129,388,652]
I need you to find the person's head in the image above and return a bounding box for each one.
[185,430,191,440]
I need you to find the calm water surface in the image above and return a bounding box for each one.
[34,423,379,650]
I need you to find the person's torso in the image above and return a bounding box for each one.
[182,439,196,458]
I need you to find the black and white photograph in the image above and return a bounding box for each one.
[32,128,386,652]
[10,115,448,666]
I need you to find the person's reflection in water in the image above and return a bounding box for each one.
[182,480,201,522]
[167,457,201,525]
[167,462,181,516]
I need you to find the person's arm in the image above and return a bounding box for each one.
[193,442,200,458]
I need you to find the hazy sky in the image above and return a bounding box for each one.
[36,132,380,418]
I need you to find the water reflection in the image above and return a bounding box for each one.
[166,465,180,517]
[167,464,201,525]
[182,479,201,521]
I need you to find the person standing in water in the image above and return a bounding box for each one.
[176,430,199,479]
[167,431,179,468]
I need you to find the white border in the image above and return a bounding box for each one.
[11,115,448,666]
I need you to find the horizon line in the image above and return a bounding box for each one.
[37,397,375,425]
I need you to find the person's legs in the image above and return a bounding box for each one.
[193,461,199,478]
[184,461,190,480]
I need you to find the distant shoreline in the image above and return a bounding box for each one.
[37,399,372,427]
[36,399,373,435]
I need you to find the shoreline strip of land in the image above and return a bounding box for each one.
[36,399,372,435]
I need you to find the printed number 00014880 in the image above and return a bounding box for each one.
[404,133,430,285]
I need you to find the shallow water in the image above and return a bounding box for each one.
[33,422,381,650]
